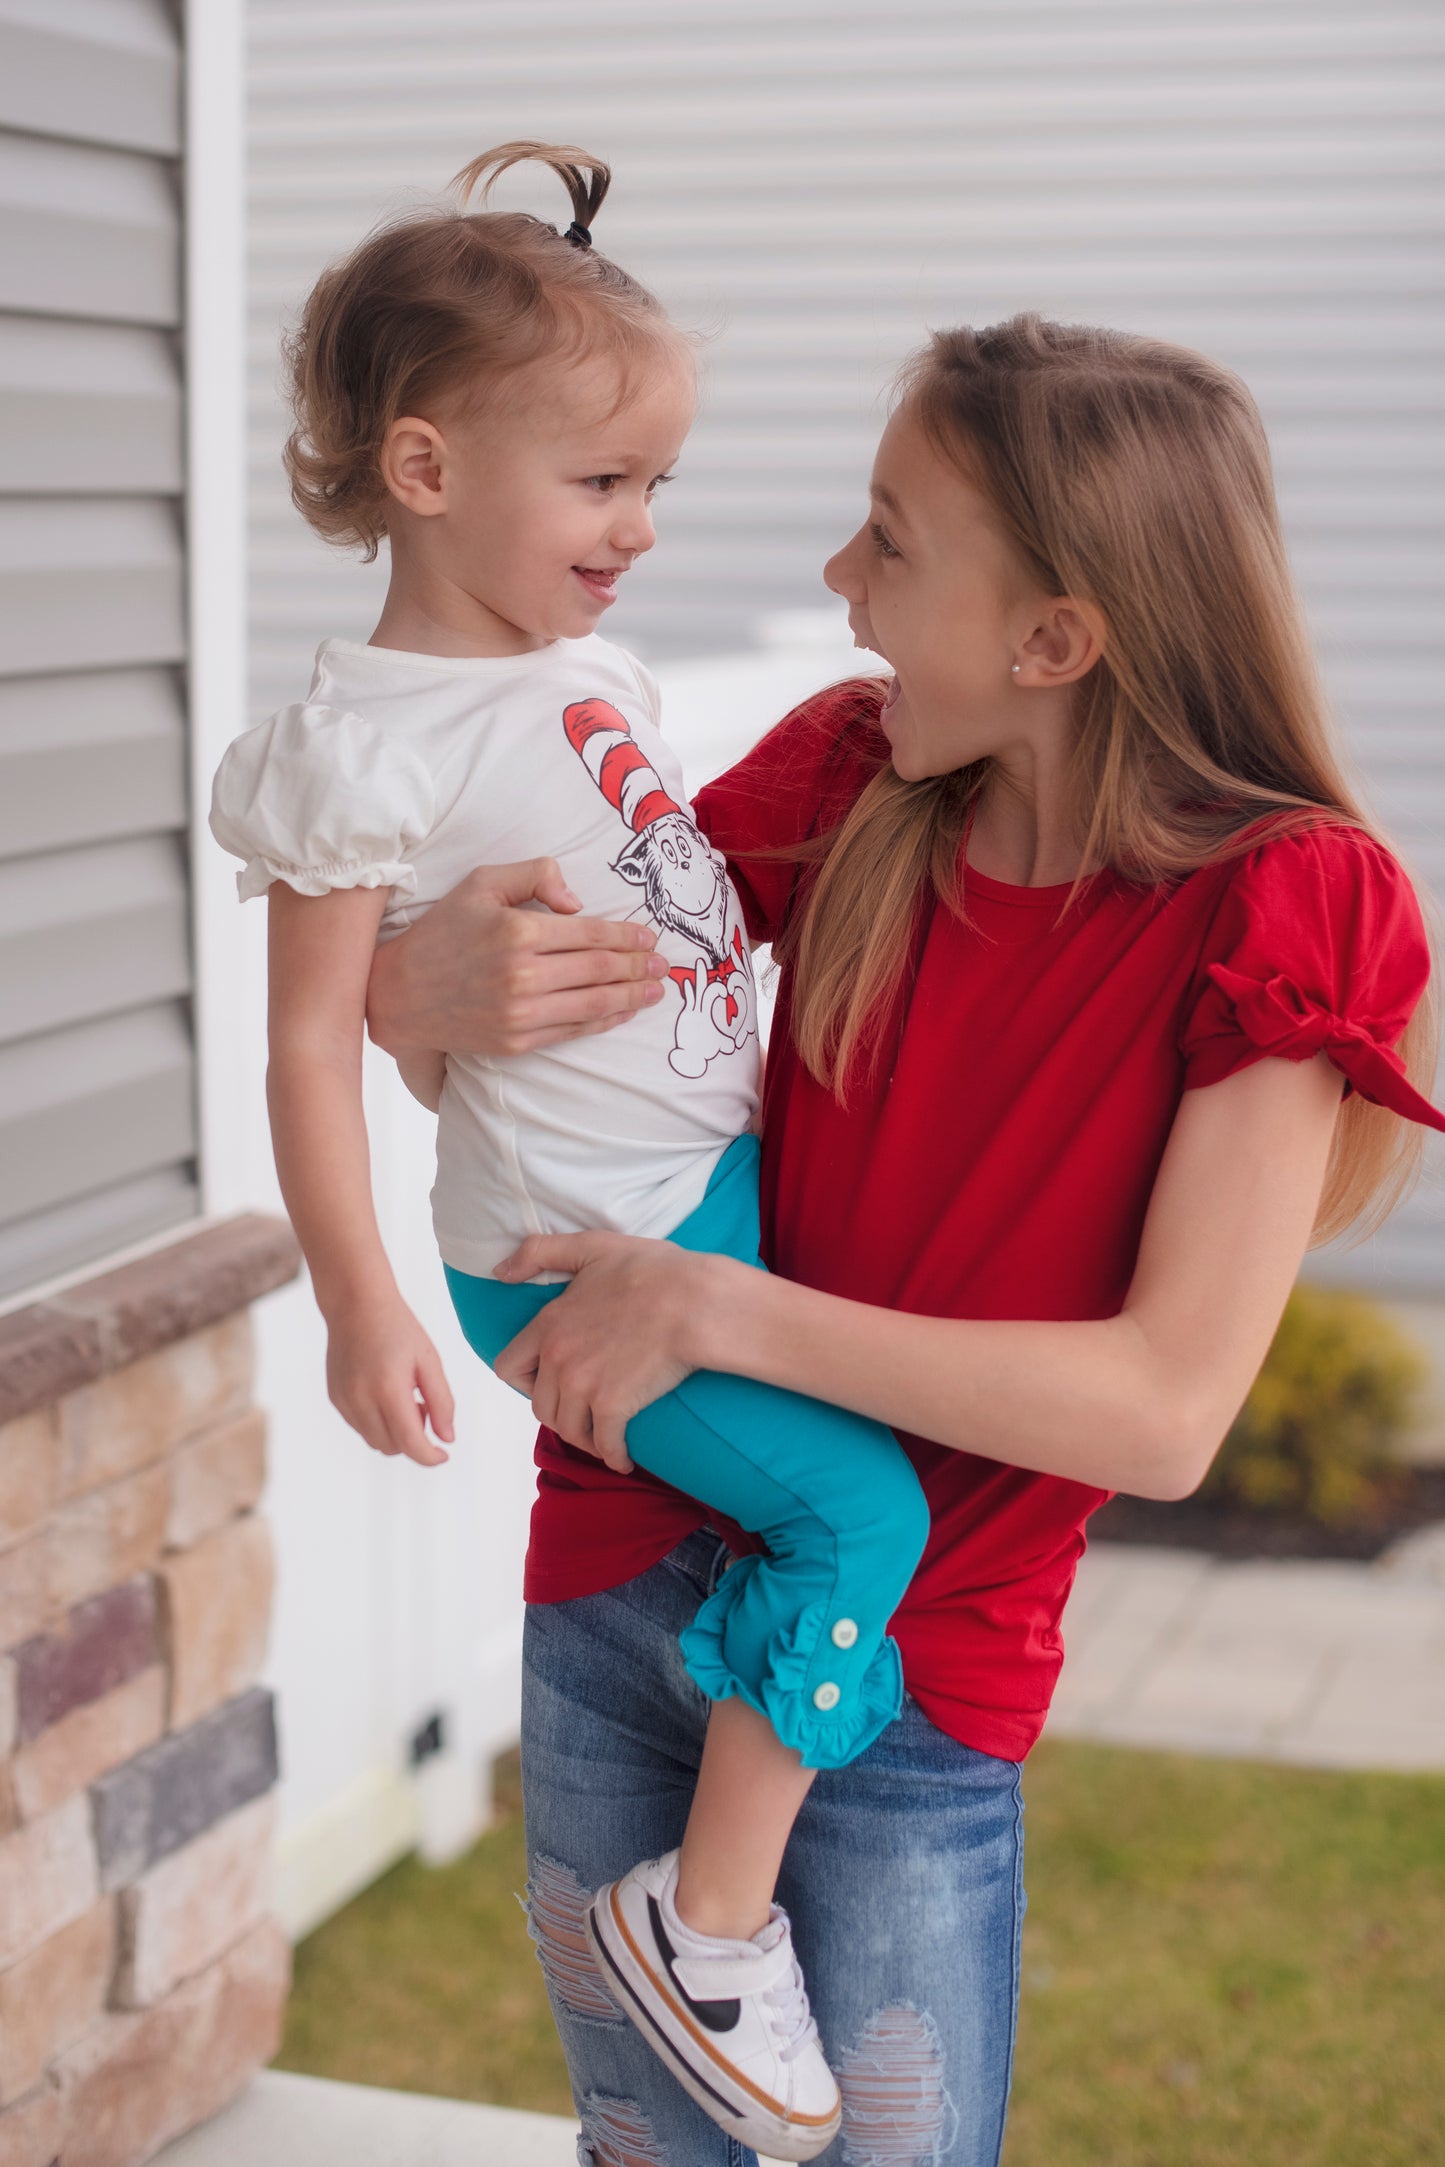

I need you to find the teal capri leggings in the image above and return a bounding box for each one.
[445,1135,932,1770]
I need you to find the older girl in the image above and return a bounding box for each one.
[370,315,1443,2167]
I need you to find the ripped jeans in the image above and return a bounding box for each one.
[522,1530,1025,2167]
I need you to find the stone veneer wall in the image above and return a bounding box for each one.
[0,1217,300,2167]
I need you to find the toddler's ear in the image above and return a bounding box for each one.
[380,416,447,516]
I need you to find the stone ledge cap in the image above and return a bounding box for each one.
[0,1217,301,1426]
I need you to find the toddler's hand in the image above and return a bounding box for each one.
[325,1297,455,1467]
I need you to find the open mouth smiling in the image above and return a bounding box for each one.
[573,565,624,604]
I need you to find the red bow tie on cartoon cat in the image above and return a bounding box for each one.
[564,697,757,1078]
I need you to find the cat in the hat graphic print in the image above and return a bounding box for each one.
[564,698,757,1080]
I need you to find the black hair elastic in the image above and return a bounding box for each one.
[563,219,593,250]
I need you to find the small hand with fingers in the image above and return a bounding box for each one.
[325,1295,456,1469]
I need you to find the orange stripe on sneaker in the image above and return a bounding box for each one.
[604,1886,838,2129]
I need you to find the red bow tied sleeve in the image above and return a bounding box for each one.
[1180,824,1445,1134]
[1203,963,1445,1131]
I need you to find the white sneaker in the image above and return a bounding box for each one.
[586,1851,842,2162]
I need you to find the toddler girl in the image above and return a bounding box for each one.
[210,142,930,2161]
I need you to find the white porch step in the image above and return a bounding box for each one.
[152,2070,579,2166]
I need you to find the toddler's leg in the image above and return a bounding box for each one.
[448,1255,933,1769]
[678,1699,814,1939]
[628,1368,933,1771]
[586,1377,930,2163]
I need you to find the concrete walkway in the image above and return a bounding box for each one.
[1047,1529,1445,1769]
[153,2071,579,2166]
[153,2071,797,2166]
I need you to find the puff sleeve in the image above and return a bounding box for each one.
[209,703,436,903]
[1180,825,1445,1131]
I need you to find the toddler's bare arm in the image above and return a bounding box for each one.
[268,884,454,1465]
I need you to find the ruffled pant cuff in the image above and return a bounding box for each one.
[678,1554,904,1771]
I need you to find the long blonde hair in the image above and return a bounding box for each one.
[777,315,1436,1244]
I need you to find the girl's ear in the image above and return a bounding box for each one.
[379,416,448,517]
[1016,598,1107,689]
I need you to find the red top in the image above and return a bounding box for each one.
[524,682,1441,1761]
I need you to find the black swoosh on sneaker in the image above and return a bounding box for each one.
[587,1904,741,2120]
[646,1896,742,2033]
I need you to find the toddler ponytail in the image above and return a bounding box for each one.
[452,139,611,249]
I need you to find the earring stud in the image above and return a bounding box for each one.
[1011,663,1020,674]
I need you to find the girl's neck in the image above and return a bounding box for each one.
[966,751,1087,889]
[369,557,549,660]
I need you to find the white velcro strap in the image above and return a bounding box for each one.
[670,1939,793,2001]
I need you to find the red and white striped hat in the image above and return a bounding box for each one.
[563,699,682,834]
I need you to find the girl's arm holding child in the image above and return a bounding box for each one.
[267,883,454,1467]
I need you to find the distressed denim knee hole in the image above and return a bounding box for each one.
[525,1855,624,2026]
[578,2090,669,2166]
[838,2004,958,2167]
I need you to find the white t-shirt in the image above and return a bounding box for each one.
[210,635,761,1277]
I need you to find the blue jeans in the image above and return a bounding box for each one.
[522,1530,1026,2167]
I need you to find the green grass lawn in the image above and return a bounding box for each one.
[276,1742,1445,2165]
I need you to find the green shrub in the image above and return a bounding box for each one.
[1204,1284,1427,1525]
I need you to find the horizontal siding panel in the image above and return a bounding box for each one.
[0,835,191,1042]
[655,359,1445,419]
[0,1000,194,1225]
[248,310,1445,371]
[0,317,181,491]
[251,83,1445,152]
[0,1164,196,1304]
[250,0,1436,40]
[0,129,177,324]
[1310,1201,1445,1298]
[251,28,1445,93]
[250,245,1444,301]
[562,260,1445,308]
[0,0,193,1301]
[654,311,1445,362]
[249,187,1445,248]
[249,123,1445,188]
[0,500,184,676]
[665,416,1442,464]
[253,12,1445,69]
[0,667,186,858]
[0,3,180,155]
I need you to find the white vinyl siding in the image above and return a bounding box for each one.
[248,0,1445,1288]
[0,0,194,1301]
